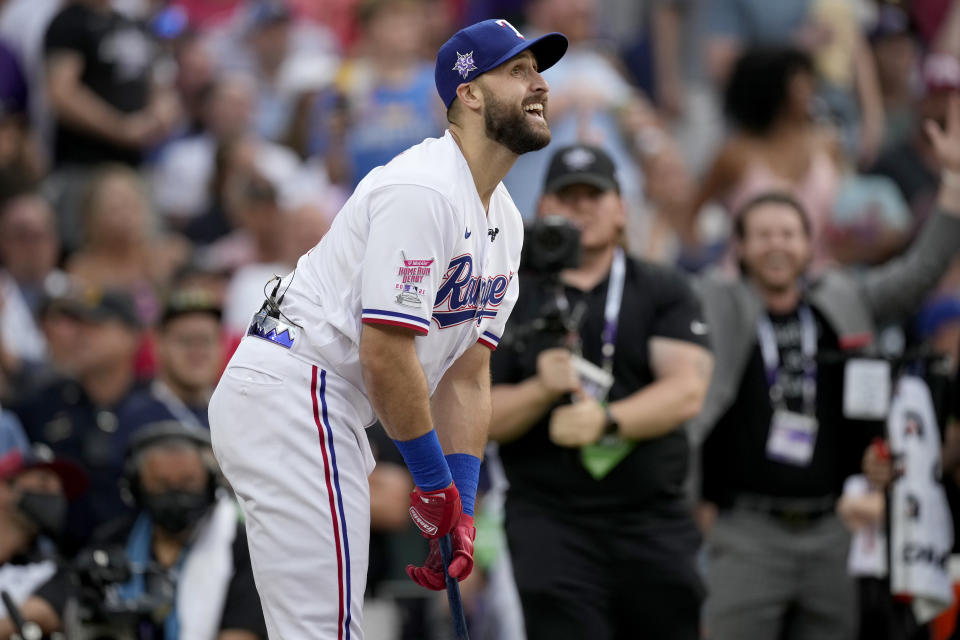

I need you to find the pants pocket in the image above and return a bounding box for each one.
[223,364,284,387]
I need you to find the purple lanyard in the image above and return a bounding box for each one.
[756,305,818,415]
[600,248,626,378]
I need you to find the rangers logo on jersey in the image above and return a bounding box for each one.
[432,254,511,328]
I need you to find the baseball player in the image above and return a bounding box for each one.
[208,19,567,639]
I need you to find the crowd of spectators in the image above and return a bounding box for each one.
[0,0,958,638]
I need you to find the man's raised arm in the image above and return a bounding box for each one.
[862,93,960,323]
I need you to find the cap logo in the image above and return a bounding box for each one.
[495,19,525,39]
[563,148,595,170]
[453,51,478,79]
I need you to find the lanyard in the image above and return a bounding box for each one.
[600,248,626,377]
[756,305,817,415]
[151,380,206,431]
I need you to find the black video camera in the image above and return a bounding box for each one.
[65,545,176,640]
[520,216,581,275]
[503,216,584,352]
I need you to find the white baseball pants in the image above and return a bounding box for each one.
[209,336,376,640]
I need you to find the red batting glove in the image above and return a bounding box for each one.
[406,514,476,590]
[864,437,894,489]
[408,484,462,539]
[872,437,891,461]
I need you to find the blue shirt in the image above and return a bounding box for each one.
[704,0,810,42]
[310,62,442,188]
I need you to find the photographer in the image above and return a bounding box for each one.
[694,95,960,640]
[72,421,265,640]
[489,144,714,640]
[0,410,87,639]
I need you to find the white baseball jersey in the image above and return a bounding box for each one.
[270,130,523,419]
[216,130,523,639]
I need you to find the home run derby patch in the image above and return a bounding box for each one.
[394,257,433,308]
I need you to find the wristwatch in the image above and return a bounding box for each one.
[602,404,620,436]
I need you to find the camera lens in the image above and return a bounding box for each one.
[540,225,563,249]
[523,216,581,273]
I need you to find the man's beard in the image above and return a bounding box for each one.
[482,89,551,155]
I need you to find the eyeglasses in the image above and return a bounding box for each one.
[165,334,220,349]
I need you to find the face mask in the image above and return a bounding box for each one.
[17,491,67,537]
[143,490,211,535]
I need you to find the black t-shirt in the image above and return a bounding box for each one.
[44,3,155,167]
[766,310,815,415]
[701,306,884,505]
[3,546,71,619]
[491,258,710,514]
[34,569,71,618]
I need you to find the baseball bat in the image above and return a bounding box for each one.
[438,534,470,639]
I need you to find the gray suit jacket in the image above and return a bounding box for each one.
[687,209,960,447]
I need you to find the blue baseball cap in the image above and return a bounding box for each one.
[435,19,568,109]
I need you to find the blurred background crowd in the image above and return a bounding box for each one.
[0,0,959,637]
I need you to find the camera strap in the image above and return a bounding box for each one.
[600,247,626,385]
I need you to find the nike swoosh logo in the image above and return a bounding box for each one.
[464,228,472,239]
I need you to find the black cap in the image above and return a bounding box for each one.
[543,144,619,195]
[160,289,222,327]
[127,421,212,458]
[43,281,140,329]
[82,289,139,326]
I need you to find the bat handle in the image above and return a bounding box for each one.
[438,534,470,640]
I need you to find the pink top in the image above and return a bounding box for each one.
[725,147,840,271]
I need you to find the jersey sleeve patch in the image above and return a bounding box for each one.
[361,186,455,332]
[362,308,430,335]
[392,257,434,310]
